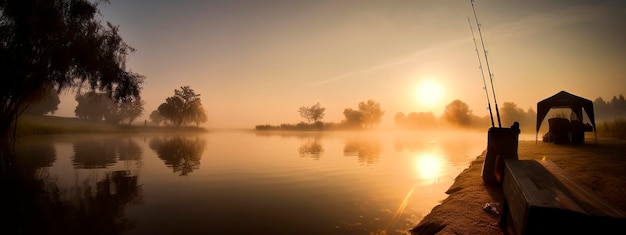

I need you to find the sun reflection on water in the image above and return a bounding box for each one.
[415,152,444,180]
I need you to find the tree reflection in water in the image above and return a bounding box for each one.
[72,137,142,169]
[61,170,142,234]
[298,137,324,160]
[343,138,381,165]
[3,138,142,234]
[3,168,142,234]
[149,136,206,176]
[15,137,57,169]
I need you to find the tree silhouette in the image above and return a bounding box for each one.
[342,108,364,129]
[340,100,384,129]
[594,97,610,120]
[75,92,112,122]
[189,104,207,127]
[75,92,144,124]
[149,110,164,126]
[394,111,438,130]
[500,102,525,127]
[0,0,144,138]
[298,102,325,124]
[358,100,385,129]
[106,99,145,125]
[443,99,472,127]
[594,94,626,121]
[22,83,60,116]
[157,86,207,127]
[499,102,536,130]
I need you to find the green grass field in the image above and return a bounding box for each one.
[16,115,206,137]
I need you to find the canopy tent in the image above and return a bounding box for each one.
[536,91,597,143]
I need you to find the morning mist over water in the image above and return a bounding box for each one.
[3,1,626,234]
[10,130,493,234]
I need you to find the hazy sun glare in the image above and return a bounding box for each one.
[416,80,444,107]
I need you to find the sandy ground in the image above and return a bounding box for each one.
[410,138,626,235]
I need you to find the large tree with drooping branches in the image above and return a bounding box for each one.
[0,0,144,139]
[157,86,207,127]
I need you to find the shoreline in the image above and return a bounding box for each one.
[410,138,626,234]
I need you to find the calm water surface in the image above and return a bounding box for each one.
[8,130,490,234]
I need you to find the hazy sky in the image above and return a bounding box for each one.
[55,0,626,129]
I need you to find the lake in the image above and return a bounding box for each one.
[5,130,491,235]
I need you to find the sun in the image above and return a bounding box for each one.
[415,80,444,107]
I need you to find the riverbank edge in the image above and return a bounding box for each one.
[409,138,626,235]
[409,149,509,235]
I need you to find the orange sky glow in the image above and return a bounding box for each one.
[54,0,626,129]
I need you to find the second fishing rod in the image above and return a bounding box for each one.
[471,0,501,127]
[468,16,495,128]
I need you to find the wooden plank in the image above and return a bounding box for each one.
[501,159,626,235]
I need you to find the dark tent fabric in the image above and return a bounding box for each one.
[536,91,597,143]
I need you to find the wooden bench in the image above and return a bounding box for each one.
[500,159,626,234]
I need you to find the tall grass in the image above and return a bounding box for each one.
[15,115,208,137]
[598,118,626,139]
[16,115,123,136]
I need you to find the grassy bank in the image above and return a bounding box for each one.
[598,118,626,139]
[16,115,207,136]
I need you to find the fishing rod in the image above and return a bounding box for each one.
[468,17,495,128]
[471,0,502,127]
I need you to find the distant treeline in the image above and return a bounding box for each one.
[594,95,626,121]
[256,100,385,131]
[256,122,323,131]
[395,100,536,132]
[255,121,368,131]
[395,94,626,133]
[259,94,626,134]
